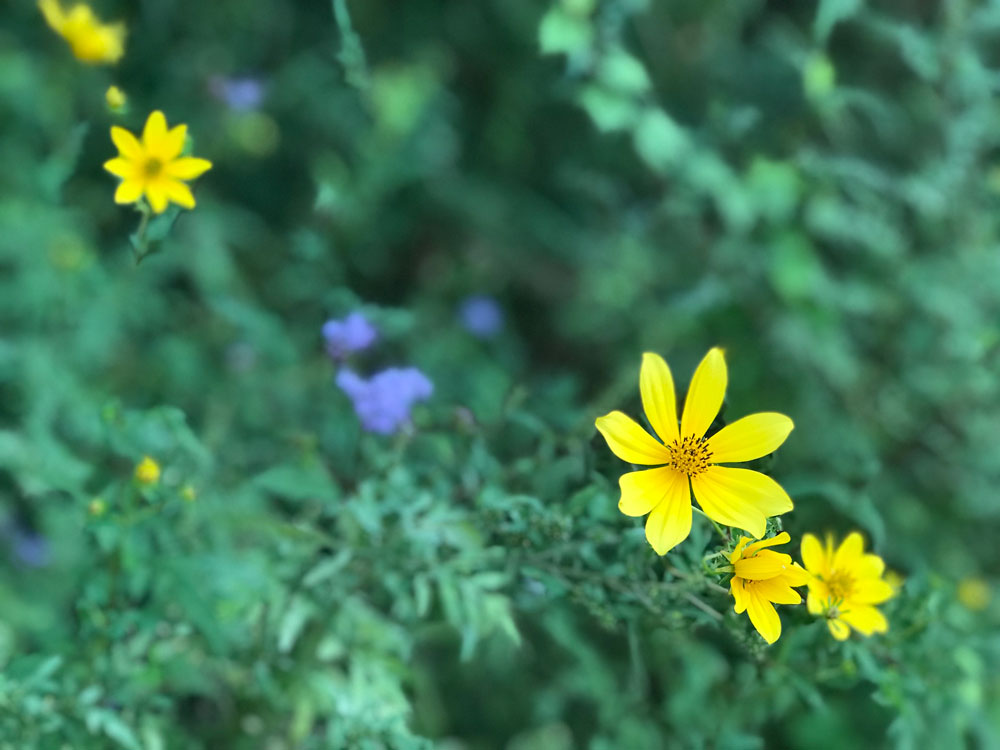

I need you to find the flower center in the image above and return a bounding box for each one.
[667,435,712,476]
[824,569,855,602]
[144,157,164,178]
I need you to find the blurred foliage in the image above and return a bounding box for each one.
[0,0,998,747]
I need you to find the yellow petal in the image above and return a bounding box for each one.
[733,550,793,581]
[782,562,811,588]
[39,0,66,31]
[705,412,794,463]
[742,531,791,557]
[806,589,825,615]
[152,124,188,161]
[114,179,143,204]
[163,179,196,209]
[728,535,755,564]
[827,618,851,640]
[142,110,169,150]
[745,585,781,644]
[700,465,793,517]
[731,576,747,614]
[639,352,679,445]
[618,466,679,517]
[840,605,888,636]
[103,157,135,179]
[801,533,828,577]
[754,577,803,605]
[595,411,671,466]
[146,183,169,213]
[834,532,866,570]
[167,157,213,180]
[680,347,726,440]
[111,126,142,159]
[847,553,886,581]
[852,579,894,605]
[643,472,691,555]
[692,472,767,539]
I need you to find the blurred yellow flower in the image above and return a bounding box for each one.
[957,577,991,612]
[39,0,125,65]
[134,456,161,485]
[180,484,197,502]
[595,348,794,555]
[802,532,894,640]
[104,111,213,214]
[729,532,809,644]
[105,85,126,112]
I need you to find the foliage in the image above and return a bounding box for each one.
[0,0,998,747]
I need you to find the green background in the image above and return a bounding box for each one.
[0,0,997,747]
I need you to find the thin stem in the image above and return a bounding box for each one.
[692,506,729,541]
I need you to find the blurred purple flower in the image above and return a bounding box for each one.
[210,76,265,112]
[459,295,503,338]
[336,367,434,435]
[12,529,49,568]
[323,313,378,360]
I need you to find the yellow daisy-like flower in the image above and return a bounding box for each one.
[104,111,213,214]
[39,0,125,65]
[801,532,894,640]
[595,348,794,555]
[729,532,809,644]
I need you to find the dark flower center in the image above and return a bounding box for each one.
[668,435,712,476]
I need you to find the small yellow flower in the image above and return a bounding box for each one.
[180,484,197,502]
[728,532,809,644]
[104,111,213,214]
[801,532,894,640]
[105,85,127,112]
[957,577,991,612]
[595,349,794,555]
[134,456,161,485]
[39,0,125,65]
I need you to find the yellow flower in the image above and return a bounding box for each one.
[180,484,197,502]
[729,531,809,644]
[801,532,894,640]
[134,456,161,485]
[595,348,794,555]
[105,85,127,112]
[103,111,213,214]
[39,0,125,65]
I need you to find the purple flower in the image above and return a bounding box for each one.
[323,313,378,360]
[336,367,434,435]
[458,295,503,338]
[11,529,49,568]
[210,76,265,112]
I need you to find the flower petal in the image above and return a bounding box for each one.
[643,472,691,555]
[781,562,811,588]
[801,533,828,577]
[640,352,679,445]
[700,465,793,518]
[834,532,866,570]
[163,179,196,209]
[691,470,767,539]
[745,584,781,644]
[743,531,791,557]
[728,536,755,564]
[142,110,168,150]
[840,605,888,636]
[618,466,679,517]
[166,157,213,180]
[806,589,825,615]
[595,411,671,466]
[680,347,726,440]
[705,412,794,464]
[146,183,169,213]
[852,579,894,605]
[754,577,803,605]
[103,157,135,179]
[154,124,188,161]
[734,550,793,581]
[111,126,142,159]
[114,179,143,204]
[827,618,851,640]
[731,576,747,614]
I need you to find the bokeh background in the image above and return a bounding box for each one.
[1,0,999,747]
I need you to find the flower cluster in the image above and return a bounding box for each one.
[596,348,895,644]
[39,0,125,65]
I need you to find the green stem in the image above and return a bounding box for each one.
[693,506,729,541]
